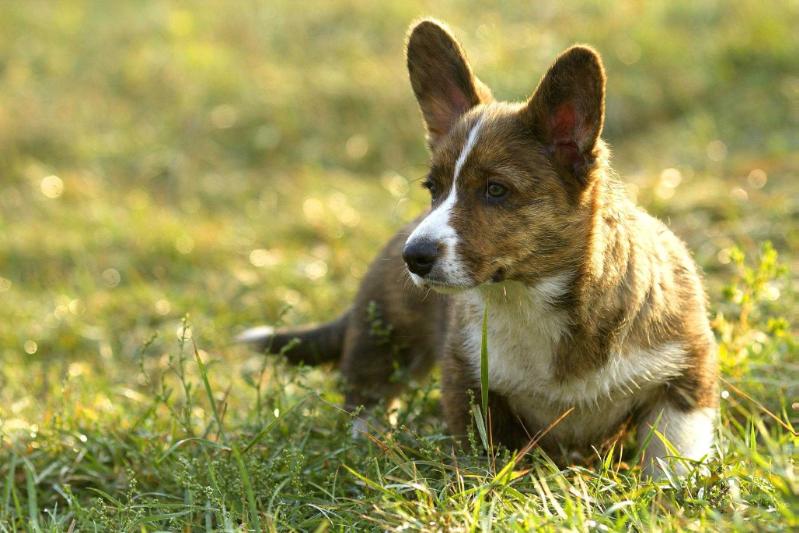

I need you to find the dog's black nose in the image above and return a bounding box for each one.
[403,240,438,277]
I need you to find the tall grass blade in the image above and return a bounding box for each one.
[480,304,489,427]
[24,460,40,532]
[193,339,226,442]
[471,404,490,453]
[2,453,15,522]
[232,444,261,531]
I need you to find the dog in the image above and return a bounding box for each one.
[239,19,718,476]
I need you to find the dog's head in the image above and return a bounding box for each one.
[402,19,607,292]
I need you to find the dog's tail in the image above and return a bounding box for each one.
[236,310,350,366]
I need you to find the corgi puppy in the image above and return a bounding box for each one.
[239,19,718,475]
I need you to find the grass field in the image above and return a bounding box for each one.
[1,0,797,530]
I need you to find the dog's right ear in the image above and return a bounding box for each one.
[406,19,492,149]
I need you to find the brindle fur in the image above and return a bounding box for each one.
[240,19,718,468]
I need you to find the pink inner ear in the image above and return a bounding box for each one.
[548,102,586,175]
[447,85,471,116]
[428,85,472,140]
[550,103,578,144]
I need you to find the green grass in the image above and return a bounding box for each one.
[0,0,797,530]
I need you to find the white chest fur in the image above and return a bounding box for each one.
[456,276,689,444]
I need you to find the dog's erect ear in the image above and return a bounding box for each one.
[525,45,605,183]
[406,19,492,149]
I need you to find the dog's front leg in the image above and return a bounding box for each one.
[441,349,530,452]
[638,401,717,477]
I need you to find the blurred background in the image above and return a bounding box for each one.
[0,0,797,423]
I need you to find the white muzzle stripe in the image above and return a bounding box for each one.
[406,115,484,287]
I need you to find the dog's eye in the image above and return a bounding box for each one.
[422,179,438,198]
[486,182,508,199]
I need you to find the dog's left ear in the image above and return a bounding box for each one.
[525,45,605,183]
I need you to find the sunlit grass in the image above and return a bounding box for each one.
[0,0,797,530]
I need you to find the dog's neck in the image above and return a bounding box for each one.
[573,173,637,323]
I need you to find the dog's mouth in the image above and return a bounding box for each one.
[409,271,471,293]
[419,278,472,294]
[411,267,507,294]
